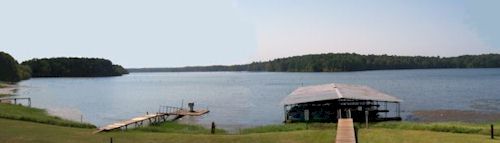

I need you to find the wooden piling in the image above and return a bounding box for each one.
[354,124,359,143]
[492,124,495,139]
[211,122,216,134]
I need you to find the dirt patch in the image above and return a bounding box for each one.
[412,110,500,122]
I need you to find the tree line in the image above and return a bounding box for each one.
[128,53,500,72]
[1,51,128,82]
[22,58,128,77]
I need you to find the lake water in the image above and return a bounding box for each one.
[14,68,500,130]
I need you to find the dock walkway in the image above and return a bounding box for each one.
[335,118,356,143]
[96,106,209,133]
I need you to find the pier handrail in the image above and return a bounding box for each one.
[0,97,31,107]
[158,105,184,114]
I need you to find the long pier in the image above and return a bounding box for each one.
[96,106,209,133]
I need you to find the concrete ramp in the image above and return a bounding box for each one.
[335,118,356,143]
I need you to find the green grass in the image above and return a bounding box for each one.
[0,103,96,128]
[0,118,498,143]
[372,121,500,136]
[241,123,336,134]
[131,121,226,134]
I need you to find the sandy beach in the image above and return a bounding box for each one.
[0,83,17,96]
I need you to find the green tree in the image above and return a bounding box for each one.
[0,51,31,82]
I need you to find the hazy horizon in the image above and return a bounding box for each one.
[2,0,500,68]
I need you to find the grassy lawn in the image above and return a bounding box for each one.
[372,121,500,136]
[130,121,227,134]
[0,118,498,143]
[241,123,337,134]
[0,103,498,142]
[0,104,95,128]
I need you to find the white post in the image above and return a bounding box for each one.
[338,109,342,119]
[304,109,310,121]
[365,110,369,128]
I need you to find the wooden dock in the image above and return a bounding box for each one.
[0,97,31,107]
[96,106,209,133]
[335,118,356,143]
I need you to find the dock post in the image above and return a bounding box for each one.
[211,122,216,134]
[14,99,17,104]
[492,124,495,139]
[347,109,351,118]
[365,110,369,128]
[338,109,342,119]
[283,105,288,122]
[110,137,113,143]
[384,102,388,118]
[28,98,31,107]
[354,124,359,143]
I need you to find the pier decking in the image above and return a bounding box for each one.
[96,106,209,133]
[335,118,356,143]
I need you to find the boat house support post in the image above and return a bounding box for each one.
[397,102,401,118]
[283,105,288,122]
[384,102,388,118]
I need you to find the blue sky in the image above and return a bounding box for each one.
[1,0,499,68]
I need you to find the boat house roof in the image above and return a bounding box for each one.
[281,83,402,105]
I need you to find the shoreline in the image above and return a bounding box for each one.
[0,83,17,97]
[411,110,500,123]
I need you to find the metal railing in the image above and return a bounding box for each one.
[158,105,183,114]
[0,97,31,107]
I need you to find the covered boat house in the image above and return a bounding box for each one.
[281,83,402,123]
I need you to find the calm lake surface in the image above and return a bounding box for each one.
[15,68,500,129]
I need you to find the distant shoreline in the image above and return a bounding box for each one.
[127,67,500,73]
[127,53,500,73]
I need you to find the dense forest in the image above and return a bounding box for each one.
[128,53,500,72]
[22,58,128,77]
[0,52,32,82]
